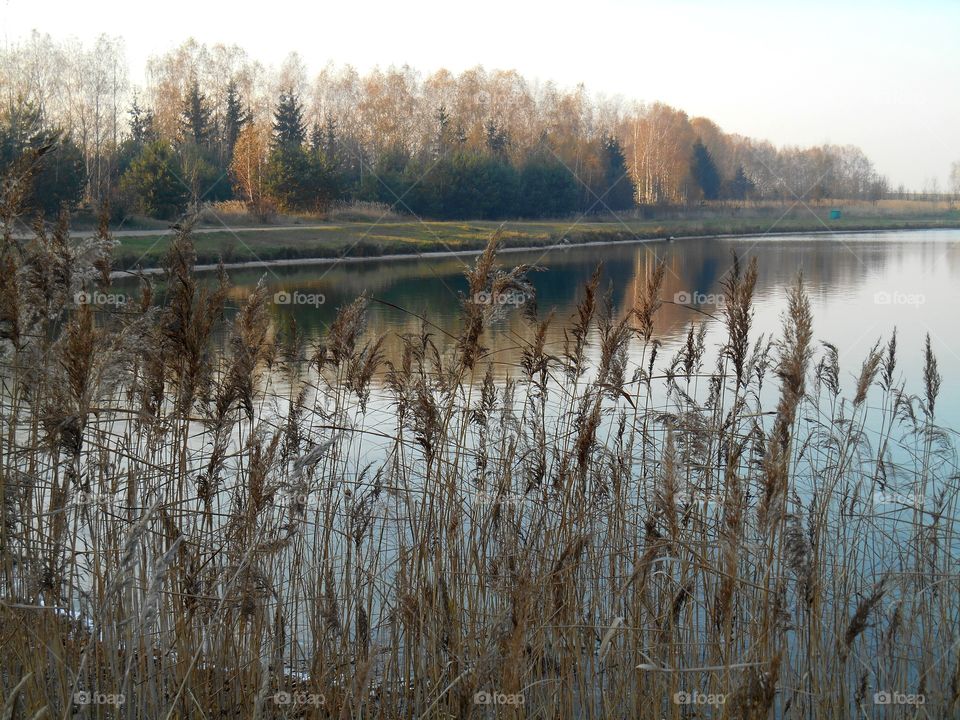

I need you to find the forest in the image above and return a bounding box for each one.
[1,34,897,222]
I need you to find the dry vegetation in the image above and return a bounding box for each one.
[1,200,958,718]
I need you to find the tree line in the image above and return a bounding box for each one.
[1,34,903,223]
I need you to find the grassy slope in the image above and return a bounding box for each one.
[110,207,960,269]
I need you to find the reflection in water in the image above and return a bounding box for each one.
[119,229,960,428]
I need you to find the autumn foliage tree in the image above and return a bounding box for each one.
[0,36,895,221]
[230,122,272,221]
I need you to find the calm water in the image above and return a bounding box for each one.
[110,228,960,681]
[125,228,960,431]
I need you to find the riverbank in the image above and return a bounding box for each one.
[108,224,957,277]
[102,208,960,272]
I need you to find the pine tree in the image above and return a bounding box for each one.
[691,139,721,201]
[128,94,156,146]
[310,121,323,154]
[0,98,85,216]
[272,91,306,149]
[180,79,212,147]
[222,80,247,159]
[601,135,634,211]
[518,152,578,218]
[434,105,451,158]
[728,164,754,200]
[120,141,187,219]
[323,113,338,167]
[0,98,44,156]
[485,119,509,157]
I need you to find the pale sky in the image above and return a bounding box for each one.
[2,0,957,189]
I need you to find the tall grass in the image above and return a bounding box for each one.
[0,209,958,719]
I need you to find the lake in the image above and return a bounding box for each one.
[26,226,959,716]
[143,227,960,432]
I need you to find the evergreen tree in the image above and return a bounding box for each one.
[120,141,187,219]
[272,91,306,149]
[433,105,452,159]
[727,164,754,201]
[32,135,86,216]
[222,80,247,160]
[179,142,227,206]
[323,113,338,167]
[265,147,337,212]
[518,153,578,218]
[690,139,721,200]
[485,119,509,157]
[116,97,156,199]
[0,99,44,158]
[128,94,156,146]
[600,135,635,211]
[265,147,311,210]
[266,91,317,211]
[309,121,323,154]
[0,99,85,216]
[455,151,518,218]
[180,79,212,147]
[305,118,343,203]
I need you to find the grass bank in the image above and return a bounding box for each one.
[107,205,960,269]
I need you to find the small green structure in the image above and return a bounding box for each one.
[829,209,842,220]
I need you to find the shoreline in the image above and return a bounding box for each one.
[110,223,960,278]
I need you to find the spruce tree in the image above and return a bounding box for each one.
[180,80,212,147]
[485,119,509,157]
[728,164,754,200]
[272,91,306,149]
[601,135,635,211]
[222,80,247,159]
[128,95,156,146]
[310,121,323,154]
[691,139,721,201]
[120,141,187,219]
[323,113,338,166]
[434,105,451,158]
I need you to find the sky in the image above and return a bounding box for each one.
[2,0,957,189]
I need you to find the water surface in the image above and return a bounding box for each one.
[143,228,960,430]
